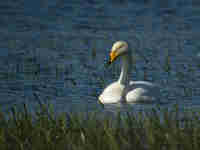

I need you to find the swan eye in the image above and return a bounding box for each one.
[117,45,124,50]
[117,46,122,49]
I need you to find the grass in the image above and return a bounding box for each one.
[0,104,199,150]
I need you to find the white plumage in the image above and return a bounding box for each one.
[99,41,161,104]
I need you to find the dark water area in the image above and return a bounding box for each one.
[0,0,200,114]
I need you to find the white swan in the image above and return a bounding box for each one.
[99,41,161,104]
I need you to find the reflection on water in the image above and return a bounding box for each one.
[0,0,200,114]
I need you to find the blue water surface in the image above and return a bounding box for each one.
[0,0,199,114]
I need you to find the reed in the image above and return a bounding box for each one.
[0,103,199,150]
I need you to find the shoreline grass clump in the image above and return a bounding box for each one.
[0,104,200,150]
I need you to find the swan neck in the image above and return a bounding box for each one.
[118,54,132,85]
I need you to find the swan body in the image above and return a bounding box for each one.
[99,41,161,104]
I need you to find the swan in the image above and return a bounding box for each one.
[99,41,161,104]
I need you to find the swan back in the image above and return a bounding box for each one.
[126,81,161,103]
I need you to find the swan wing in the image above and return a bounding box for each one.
[99,82,125,103]
[126,81,161,103]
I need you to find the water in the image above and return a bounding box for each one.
[0,0,200,114]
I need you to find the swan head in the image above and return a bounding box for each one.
[109,41,129,64]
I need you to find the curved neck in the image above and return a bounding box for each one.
[118,53,132,85]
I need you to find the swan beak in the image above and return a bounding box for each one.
[109,51,118,64]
